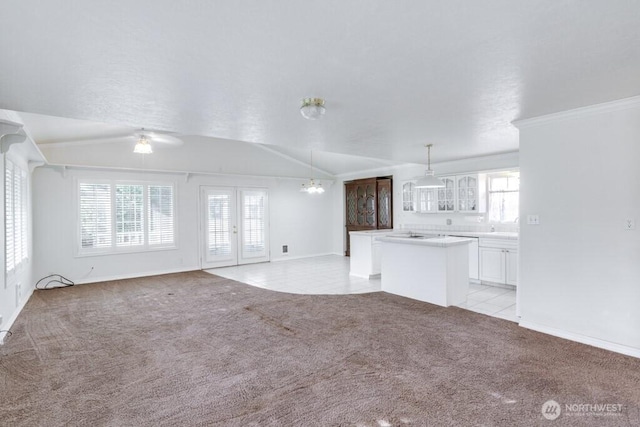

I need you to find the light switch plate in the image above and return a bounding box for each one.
[527,214,540,225]
[625,219,636,230]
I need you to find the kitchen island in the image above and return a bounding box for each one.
[378,235,474,307]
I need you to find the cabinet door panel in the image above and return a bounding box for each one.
[479,247,506,283]
[506,250,518,286]
[377,179,392,228]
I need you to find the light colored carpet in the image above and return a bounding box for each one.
[0,271,638,426]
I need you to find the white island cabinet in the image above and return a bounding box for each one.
[379,236,473,307]
[349,230,392,278]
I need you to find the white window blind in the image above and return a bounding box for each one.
[78,181,175,254]
[5,159,28,275]
[208,194,231,256]
[115,184,144,247]
[148,185,174,246]
[80,183,113,249]
[242,191,266,256]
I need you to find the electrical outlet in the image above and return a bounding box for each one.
[625,219,636,230]
[282,245,288,254]
[527,215,540,225]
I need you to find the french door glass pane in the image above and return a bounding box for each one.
[242,192,266,257]
[208,194,231,256]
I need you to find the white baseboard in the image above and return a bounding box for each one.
[271,252,343,262]
[0,287,35,345]
[519,320,640,359]
[73,266,201,285]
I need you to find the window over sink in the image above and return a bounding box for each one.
[487,171,519,223]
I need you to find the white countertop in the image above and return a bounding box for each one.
[349,229,518,240]
[378,236,475,247]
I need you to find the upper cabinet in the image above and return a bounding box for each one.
[455,174,486,213]
[401,181,415,212]
[403,173,486,214]
[437,176,456,212]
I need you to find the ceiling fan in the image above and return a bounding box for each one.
[130,129,183,154]
[46,128,184,153]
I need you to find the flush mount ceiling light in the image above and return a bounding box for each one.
[300,98,325,120]
[415,144,445,188]
[300,150,325,194]
[133,133,153,154]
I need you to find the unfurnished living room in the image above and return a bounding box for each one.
[1,1,639,426]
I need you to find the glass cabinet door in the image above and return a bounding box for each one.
[438,176,456,211]
[377,179,392,228]
[402,181,415,211]
[457,174,479,212]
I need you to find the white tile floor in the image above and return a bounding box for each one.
[206,255,517,322]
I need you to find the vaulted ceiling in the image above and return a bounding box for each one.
[2,1,640,166]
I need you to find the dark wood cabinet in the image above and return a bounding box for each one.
[344,176,393,256]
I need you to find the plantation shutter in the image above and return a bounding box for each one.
[79,183,112,249]
[5,161,14,272]
[115,184,144,247]
[148,185,175,246]
[5,160,29,273]
[21,169,28,263]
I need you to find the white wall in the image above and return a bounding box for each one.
[517,97,640,356]
[32,167,336,285]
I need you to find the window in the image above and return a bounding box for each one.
[79,181,175,254]
[487,172,519,223]
[5,159,28,275]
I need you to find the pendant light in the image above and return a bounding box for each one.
[133,133,153,154]
[300,98,326,120]
[415,144,444,188]
[300,150,324,194]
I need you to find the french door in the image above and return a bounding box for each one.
[200,186,269,269]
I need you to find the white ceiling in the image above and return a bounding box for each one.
[2,1,640,165]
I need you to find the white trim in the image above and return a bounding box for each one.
[512,95,640,129]
[271,252,342,262]
[519,320,640,359]
[73,266,201,285]
[44,163,335,184]
[0,286,34,345]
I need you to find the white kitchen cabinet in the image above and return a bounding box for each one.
[437,174,486,213]
[437,176,456,212]
[468,237,480,281]
[479,238,517,286]
[349,231,389,278]
[401,181,416,212]
[479,247,506,283]
[456,174,486,213]
[505,249,518,286]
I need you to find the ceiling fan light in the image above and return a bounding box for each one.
[300,98,325,120]
[133,135,152,154]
